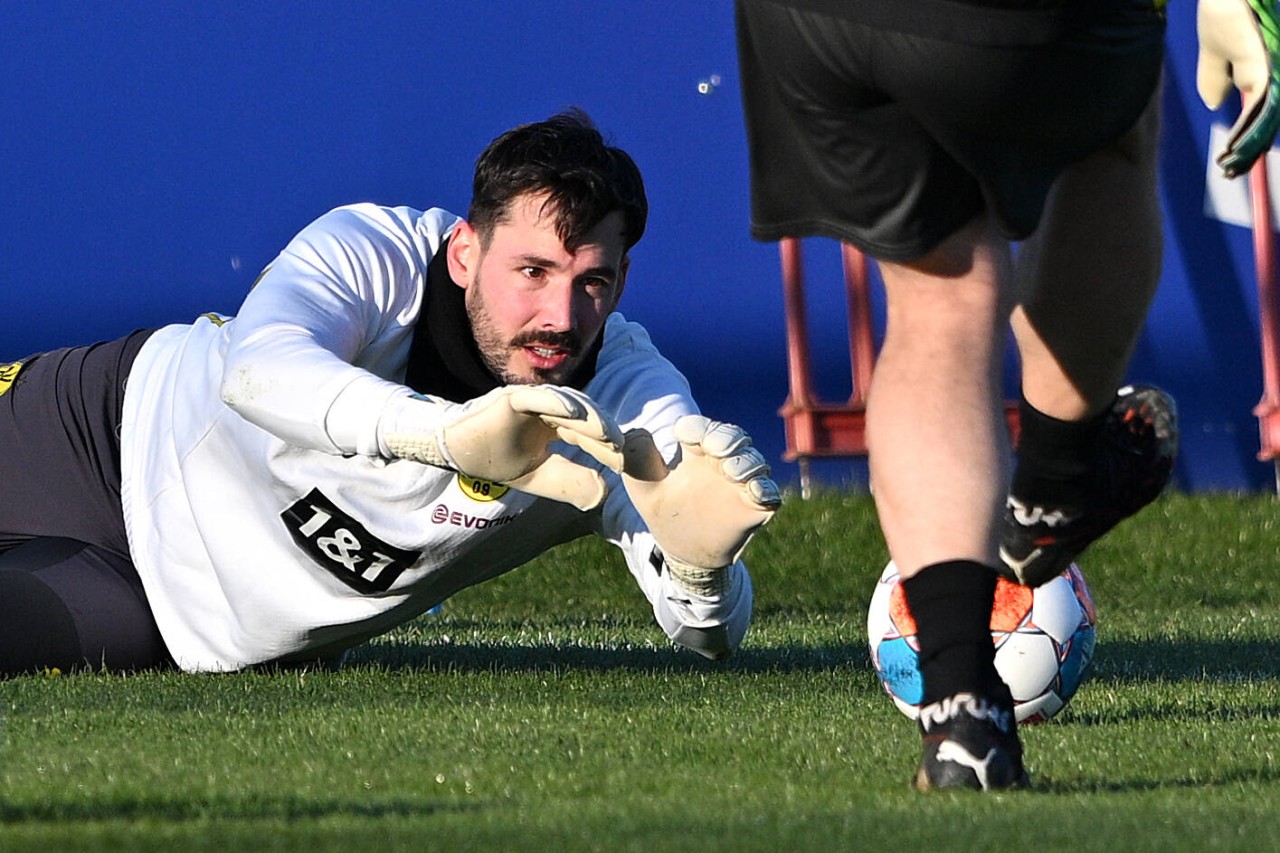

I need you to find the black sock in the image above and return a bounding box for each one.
[1011,396,1106,509]
[902,560,1009,707]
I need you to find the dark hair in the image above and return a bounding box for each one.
[468,108,648,253]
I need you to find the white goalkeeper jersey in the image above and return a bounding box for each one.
[119,203,751,672]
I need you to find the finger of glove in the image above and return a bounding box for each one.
[674,415,751,459]
[544,419,626,472]
[721,446,770,484]
[510,386,624,452]
[1220,89,1280,175]
[747,476,784,511]
[504,385,589,421]
[620,428,670,482]
[508,456,609,511]
[720,449,783,510]
[537,406,624,454]
[1196,53,1234,109]
[671,414,712,451]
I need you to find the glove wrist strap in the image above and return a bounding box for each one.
[377,393,454,467]
[663,552,733,598]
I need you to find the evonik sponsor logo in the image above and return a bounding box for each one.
[430,504,516,529]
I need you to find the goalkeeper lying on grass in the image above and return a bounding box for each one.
[0,109,780,675]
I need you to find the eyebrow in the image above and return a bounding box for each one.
[516,253,561,269]
[516,254,619,281]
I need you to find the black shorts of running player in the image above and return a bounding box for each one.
[0,330,174,675]
[735,0,1167,260]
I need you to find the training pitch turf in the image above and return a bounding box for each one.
[1,491,1277,851]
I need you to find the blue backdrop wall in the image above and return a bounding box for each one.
[3,1,1277,492]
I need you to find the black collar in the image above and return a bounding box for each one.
[403,237,603,402]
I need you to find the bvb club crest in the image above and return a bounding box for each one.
[458,475,509,502]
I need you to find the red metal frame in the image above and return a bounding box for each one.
[776,238,876,464]
[777,237,1019,493]
[779,159,1280,492]
[1250,159,1280,473]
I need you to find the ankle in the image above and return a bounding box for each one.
[1011,397,1106,507]
[902,561,1006,704]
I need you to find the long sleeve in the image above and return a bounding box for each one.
[218,204,459,454]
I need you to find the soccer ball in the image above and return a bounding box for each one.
[866,561,1097,724]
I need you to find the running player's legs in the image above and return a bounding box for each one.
[735,0,1166,790]
[1012,87,1164,421]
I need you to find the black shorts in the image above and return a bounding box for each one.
[0,330,173,675]
[735,0,1167,260]
[0,329,153,554]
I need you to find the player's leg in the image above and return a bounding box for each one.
[736,0,1028,790]
[870,214,1012,576]
[1002,89,1178,586]
[0,538,172,676]
[0,333,170,676]
[1013,90,1162,420]
[870,215,1028,790]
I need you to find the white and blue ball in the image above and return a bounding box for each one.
[866,561,1097,724]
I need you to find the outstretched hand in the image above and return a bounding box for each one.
[381,385,624,510]
[617,415,781,592]
[1198,0,1280,177]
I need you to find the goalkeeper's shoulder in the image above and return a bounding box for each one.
[598,313,660,356]
[592,314,692,394]
[584,320,696,458]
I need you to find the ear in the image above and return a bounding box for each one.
[612,255,630,308]
[446,219,480,289]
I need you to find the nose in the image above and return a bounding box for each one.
[536,282,575,332]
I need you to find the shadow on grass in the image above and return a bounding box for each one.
[1034,763,1280,794]
[346,636,871,675]
[346,629,1280,682]
[0,795,476,824]
[1091,637,1280,681]
[1064,702,1280,727]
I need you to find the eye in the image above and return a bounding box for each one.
[520,266,546,280]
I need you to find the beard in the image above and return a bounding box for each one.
[466,289,582,386]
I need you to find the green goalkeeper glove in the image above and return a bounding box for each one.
[1198,0,1280,177]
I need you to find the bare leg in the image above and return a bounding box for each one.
[869,216,1014,579]
[1011,89,1163,420]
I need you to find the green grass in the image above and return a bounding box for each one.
[2,491,1278,850]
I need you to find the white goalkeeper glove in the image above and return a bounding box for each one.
[377,385,624,511]
[1198,0,1280,177]
[618,415,782,597]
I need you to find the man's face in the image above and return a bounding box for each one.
[447,193,629,386]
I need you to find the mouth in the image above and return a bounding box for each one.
[523,343,572,371]
[513,329,581,376]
